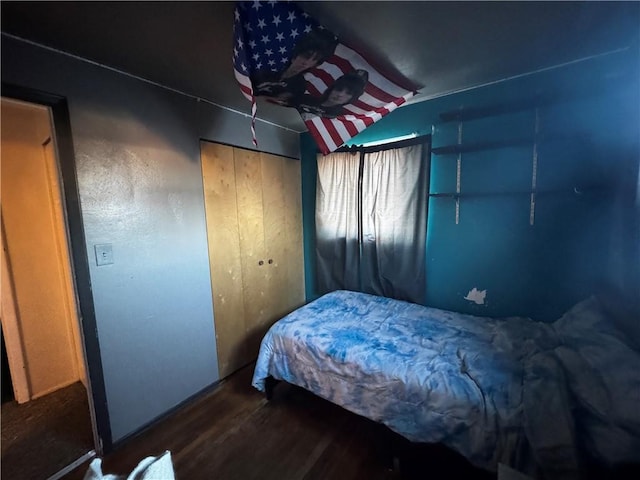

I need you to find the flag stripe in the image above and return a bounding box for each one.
[354,93,390,110]
[233,71,254,99]
[308,117,335,153]
[350,100,390,116]
[233,70,252,90]
[331,120,352,143]
[323,118,347,148]
[307,68,338,93]
[336,116,360,138]
[341,115,370,134]
[327,50,410,103]
[365,82,402,105]
[334,44,415,98]
[342,106,377,126]
[310,61,349,84]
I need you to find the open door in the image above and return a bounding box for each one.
[1,97,87,401]
[0,97,97,480]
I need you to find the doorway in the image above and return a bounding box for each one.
[1,97,97,480]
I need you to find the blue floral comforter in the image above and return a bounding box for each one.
[252,290,640,478]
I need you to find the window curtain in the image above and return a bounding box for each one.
[315,142,428,304]
[315,151,361,292]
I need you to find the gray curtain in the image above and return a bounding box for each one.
[315,143,428,304]
[315,151,361,293]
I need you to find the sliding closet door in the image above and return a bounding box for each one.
[260,154,288,325]
[201,142,248,378]
[245,153,305,354]
[235,150,269,357]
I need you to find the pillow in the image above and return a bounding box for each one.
[552,298,640,466]
[553,296,625,340]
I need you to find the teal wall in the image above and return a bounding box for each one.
[300,48,639,321]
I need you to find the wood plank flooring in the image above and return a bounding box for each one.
[62,365,494,480]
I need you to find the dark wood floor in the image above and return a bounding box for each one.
[62,365,494,480]
[1,381,94,480]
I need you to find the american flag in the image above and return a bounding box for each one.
[233,1,417,154]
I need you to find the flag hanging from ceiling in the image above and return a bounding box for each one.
[232,1,417,154]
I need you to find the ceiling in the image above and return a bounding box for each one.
[2,1,639,133]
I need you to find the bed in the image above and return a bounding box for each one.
[252,290,640,479]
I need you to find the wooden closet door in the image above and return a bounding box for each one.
[259,154,305,332]
[200,142,247,378]
[234,149,270,358]
[260,153,289,324]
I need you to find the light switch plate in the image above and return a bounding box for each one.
[94,243,114,266]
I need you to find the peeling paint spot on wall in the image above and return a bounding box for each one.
[464,287,487,305]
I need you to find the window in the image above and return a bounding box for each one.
[315,138,430,304]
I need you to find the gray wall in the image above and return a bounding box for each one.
[1,35,300,442]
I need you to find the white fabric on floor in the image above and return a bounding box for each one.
[83,451,174,480]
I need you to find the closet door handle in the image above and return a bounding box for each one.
[268,259,273,264]
[258,260,264,266]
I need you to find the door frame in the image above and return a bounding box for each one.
[0,218,30,402]
[1,82,112,453]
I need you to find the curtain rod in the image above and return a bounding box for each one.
[335,134,430,154]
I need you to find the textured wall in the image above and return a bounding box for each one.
[1,35,300,442]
